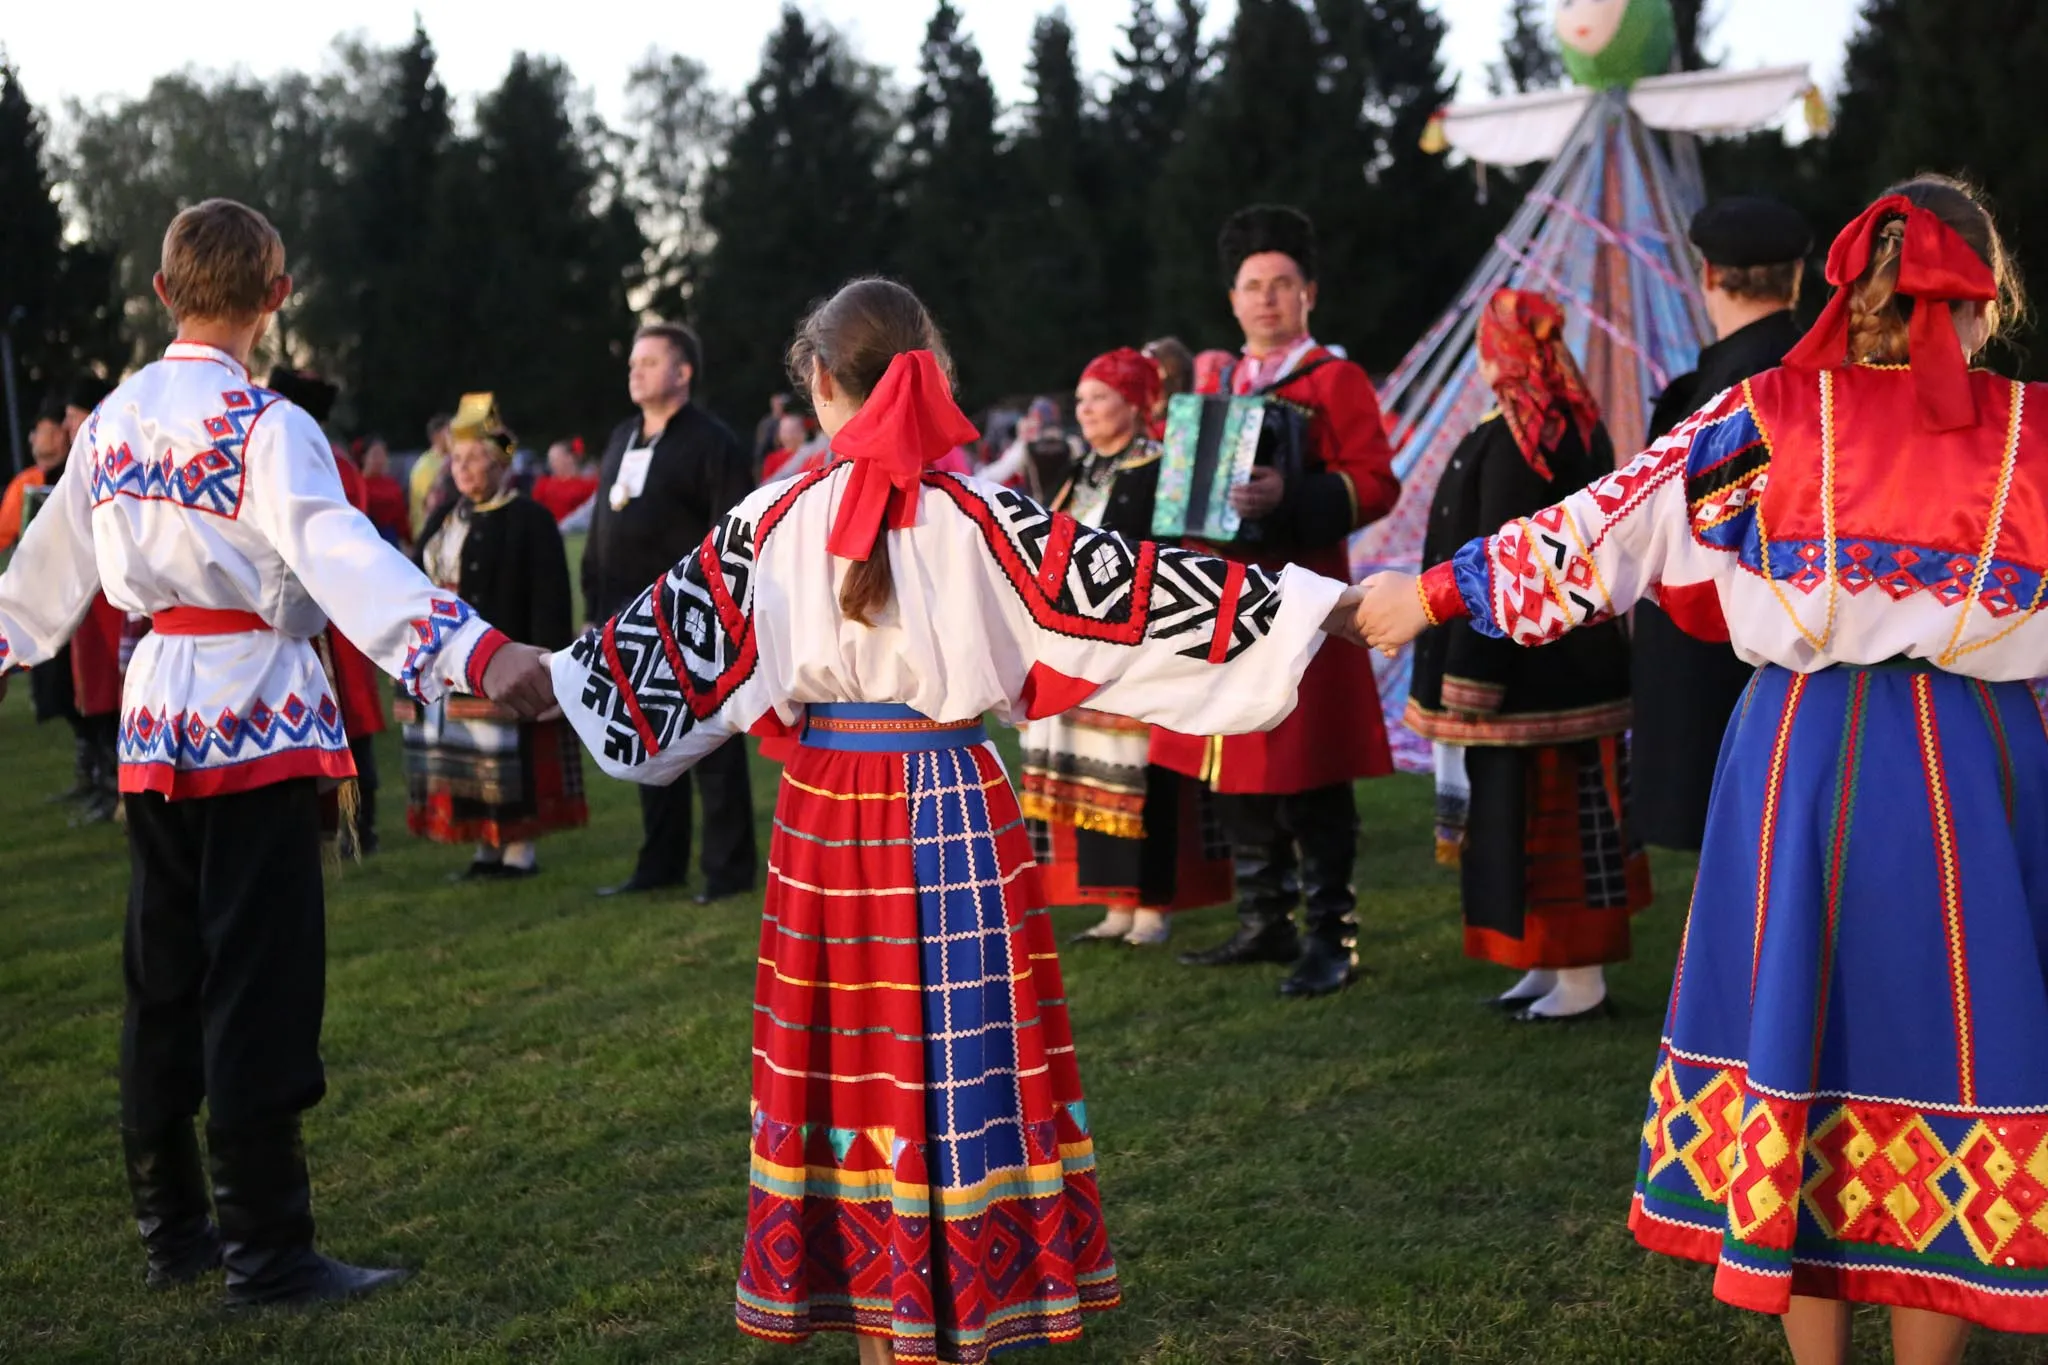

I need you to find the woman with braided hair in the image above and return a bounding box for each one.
[1359,177,2045,1361]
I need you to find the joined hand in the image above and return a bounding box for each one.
[481,643,560,720]
[1354,572,1431,657]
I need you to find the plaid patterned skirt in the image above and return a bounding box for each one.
[398,696,587,847]
[1456,736,1653,970]
[1634,664,2048,1332]
[740,704,1118,1362]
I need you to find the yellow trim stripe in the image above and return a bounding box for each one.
[1914,674,1976,1106]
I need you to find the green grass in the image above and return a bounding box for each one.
[0,683,2037,1364]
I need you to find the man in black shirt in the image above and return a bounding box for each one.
[1633,195,1812,852]
[583,322,759,899]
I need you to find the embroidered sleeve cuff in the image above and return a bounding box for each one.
[1446,541,1505,639]
[1421,562,1472,630]
[464,628,514,697]
[1440,674,1506,715]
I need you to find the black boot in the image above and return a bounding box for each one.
[48,737,97,804]
[208,1115,411,1309]
[1278,785,1359,999]
[122,1120,221,1288]
[1179,840,1301,967]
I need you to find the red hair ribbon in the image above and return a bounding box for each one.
[1081,347,1163,418]
[824,349,980,561]
[1783,194,1998,431]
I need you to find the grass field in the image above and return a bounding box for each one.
[1,683,2039,1364]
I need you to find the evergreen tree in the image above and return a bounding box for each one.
[0,58,117,432]
[1671,0,1717,71]
[1488,0,1565,95]
[976,12,1112,398]
[1151,0,1492,369]
[462,53,645,441]
[893,1,1003,400]
[625,51,727,325]
[696,8,897,420]
[1098,0,1207,340]
[316,24,459,434]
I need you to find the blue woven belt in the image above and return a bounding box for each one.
[799,702,988,753]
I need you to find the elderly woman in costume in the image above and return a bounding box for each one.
[549,277,1373,1364]
[1360,177,2048,1363]
[1021,348,1234,946]
[401,394,587,878]
[1406,289,1649,1021]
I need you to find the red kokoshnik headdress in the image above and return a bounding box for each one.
[824,349,981,560]
[1476,288,1601,481]
[1782,194,2000,431]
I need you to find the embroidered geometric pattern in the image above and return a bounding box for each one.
[1635,1048,2048,1317]
[397,596,479,705]
[929,474,1280,658]
[88,386,277,517]
[1749,537,2047,614]
[119,691,348,768]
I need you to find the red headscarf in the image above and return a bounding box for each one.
[1080,347,1163,418]
[824,350,980,561]
[1783,194,1999,431]
[1476,288,1600,481]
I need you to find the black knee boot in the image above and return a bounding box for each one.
[49,736,97,803]
[122,1120,221,1287]
[1278,785,1359,998]
[207,1115,410,1308]
[1179,843,1302,966]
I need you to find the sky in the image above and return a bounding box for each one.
[8,0,1864,131]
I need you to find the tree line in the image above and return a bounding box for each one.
[3,0,2046,455]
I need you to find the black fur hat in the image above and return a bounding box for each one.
[1218,204,1319,284]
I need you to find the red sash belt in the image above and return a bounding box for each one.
[151,607,272,635]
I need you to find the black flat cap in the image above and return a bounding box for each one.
[1689,196,1813,268]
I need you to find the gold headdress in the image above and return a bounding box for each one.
[452,391,516,462]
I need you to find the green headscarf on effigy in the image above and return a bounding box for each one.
[1555,0,1676,89]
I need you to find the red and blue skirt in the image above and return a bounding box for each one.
[1632,662,2048,1332]
[738,703,1119,1361]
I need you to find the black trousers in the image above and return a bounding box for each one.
[633,735,758,891]
[1216,780,1359,932]
[121,779,327,1133]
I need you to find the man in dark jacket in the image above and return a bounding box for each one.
[583,322,759,900]
[1633,195,1812,852]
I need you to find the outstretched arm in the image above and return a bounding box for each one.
[1357,393,1745,654]
[245,405,553,716]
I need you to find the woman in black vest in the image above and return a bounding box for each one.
[402,394,586,877]
[1407,290,1650,1021]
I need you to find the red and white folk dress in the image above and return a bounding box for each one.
[550,462,1345,1362]
[1421,361,2048,1333]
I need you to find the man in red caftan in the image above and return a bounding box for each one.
[1158,205,1400,998]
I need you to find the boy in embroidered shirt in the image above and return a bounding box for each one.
[0,199,554,1307]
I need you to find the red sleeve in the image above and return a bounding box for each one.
[1419,562,1470,624]
[1307,360,1401,531]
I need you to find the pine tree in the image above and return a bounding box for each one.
[325,24,462,437]
[1487,0,1565,95]
[1098,0,1207,339]
[461,53,645,442]
[1671,0,1717,71]
[1,58,67,429]
[1150,0,1490,369]
[893,1,1003,400]
[696,8,897,420]
[625,52,726,325]
[976,12,1112,398]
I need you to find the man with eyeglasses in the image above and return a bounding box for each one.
[1157,203,1402,999]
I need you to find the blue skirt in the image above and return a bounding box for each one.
[1632,663,2048,1332]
